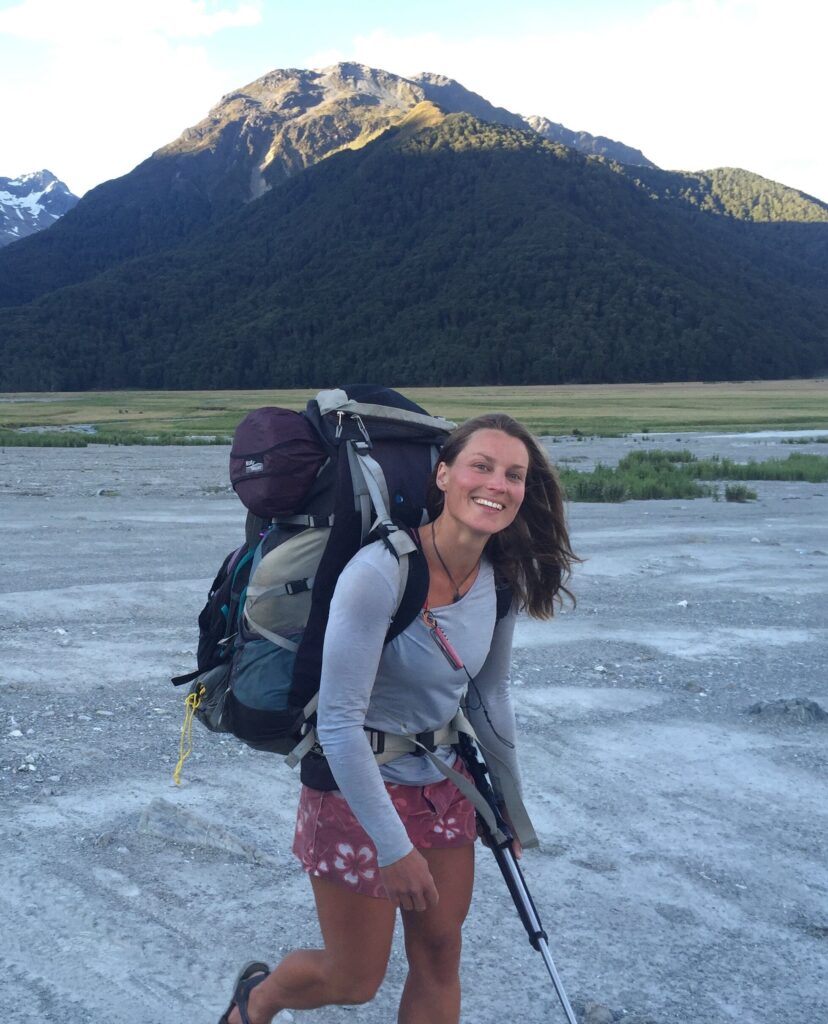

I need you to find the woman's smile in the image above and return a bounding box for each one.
[470,496,505,511]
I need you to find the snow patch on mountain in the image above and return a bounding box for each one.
[0,170,79,247]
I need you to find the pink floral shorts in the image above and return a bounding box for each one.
[292,760,478,899]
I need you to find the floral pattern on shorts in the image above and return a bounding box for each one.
[292,759,477,899]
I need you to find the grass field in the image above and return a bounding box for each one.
[1,379,827,442]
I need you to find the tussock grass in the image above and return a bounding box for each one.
[725,484,758,502]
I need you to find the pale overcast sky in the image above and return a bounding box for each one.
[1,0,824,202]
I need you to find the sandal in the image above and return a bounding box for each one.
[218,960,270,1024]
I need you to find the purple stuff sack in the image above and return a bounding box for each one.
[229,407,327,519]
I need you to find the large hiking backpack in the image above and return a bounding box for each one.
[173,385,457,780]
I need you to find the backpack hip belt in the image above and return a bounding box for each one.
[289,706,539,850]
[366,715,466,764]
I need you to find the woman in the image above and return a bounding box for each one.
[219,413,577,1024]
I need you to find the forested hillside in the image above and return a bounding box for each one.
[1,113,826,390]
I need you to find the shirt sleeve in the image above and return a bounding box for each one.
[464,605,522,804]
[315,550,415,867]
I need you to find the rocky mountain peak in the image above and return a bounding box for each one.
[524,115,656,168]
[154,62,655,211]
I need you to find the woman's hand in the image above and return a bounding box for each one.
[379,848,439,911]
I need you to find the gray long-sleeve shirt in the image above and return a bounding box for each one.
[316,540,521,866]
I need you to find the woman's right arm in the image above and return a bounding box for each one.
[317,556,439,908]
[316,556,415,864]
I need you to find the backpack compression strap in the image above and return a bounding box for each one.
[346,440,418,553]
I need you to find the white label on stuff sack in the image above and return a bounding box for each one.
[245,459,264,474]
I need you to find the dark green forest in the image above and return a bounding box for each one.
[0,114,826,390]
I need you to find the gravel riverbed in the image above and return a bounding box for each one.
[1,431,826,1024]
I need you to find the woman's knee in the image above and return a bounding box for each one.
[321,951,388,1005]
[405,929,463,982]
[335,970,387,1005]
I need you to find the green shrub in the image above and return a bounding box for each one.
[561,468,628,502]
[0,428,232,447]
[688,453,828,483]
[0,429,88,447]
[725,484,757,502]
[558,448,828,503]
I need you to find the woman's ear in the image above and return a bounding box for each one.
[435,461,449,492]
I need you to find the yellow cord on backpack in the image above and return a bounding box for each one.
[173,687,202,785]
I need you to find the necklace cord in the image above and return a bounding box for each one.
[430,521,480,602]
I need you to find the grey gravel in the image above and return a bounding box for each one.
[1,431,827,1024]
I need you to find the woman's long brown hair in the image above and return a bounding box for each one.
[426,413,578,619]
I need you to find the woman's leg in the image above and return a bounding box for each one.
[228,874,397,1024]
[397,843,475,1024]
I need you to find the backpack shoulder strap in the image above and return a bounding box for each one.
[386,540,513,643]
[494,572,513,621]
[386,540,428,644]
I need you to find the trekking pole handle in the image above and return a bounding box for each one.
[493,841,548,950]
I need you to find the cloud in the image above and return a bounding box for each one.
[0,0,262,41]
[0,1,262,194]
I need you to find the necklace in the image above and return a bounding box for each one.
[430,521,480,603]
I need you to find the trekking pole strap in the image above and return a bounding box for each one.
[479,745,539,849]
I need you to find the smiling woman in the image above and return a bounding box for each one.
[426,413,578,618]
[217,411,578,1024]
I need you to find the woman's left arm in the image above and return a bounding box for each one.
[464,606,521,801]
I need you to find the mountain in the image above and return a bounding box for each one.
[0,64,656,308]
[0,170,78,247]
[0,64,825,391]
[1,108,826,392]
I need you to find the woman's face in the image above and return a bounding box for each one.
[435,428,529,538]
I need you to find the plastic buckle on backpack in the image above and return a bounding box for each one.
[365,728,386,755]
[284,579,311,596]
[414,730,436,755]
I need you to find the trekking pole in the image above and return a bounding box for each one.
[457,734,579,1024]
